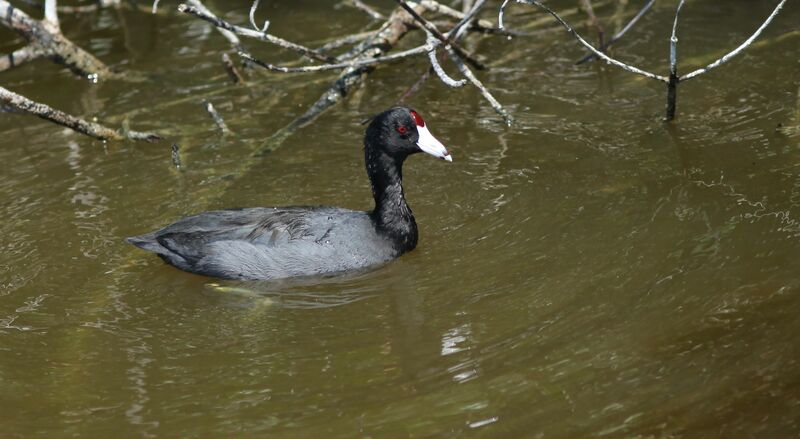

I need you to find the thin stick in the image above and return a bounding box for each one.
[187,0,243,51]
[315,31,376,54]
[419,0,496,31]
[680,0,788,81]
[256,3,428,154]
[499,0,667,82]
[221,53,245,84]
[396,66,433,104]
[0,0,113,78]
[351,0,384,20]
[0,45,42,72]
[394,0,486,70]
[665,0,685,121]
[0,86,161,142]
[579,0,604,48]
[177,3,335,63]
[203,100,231,133]
[171,143,184,170]
[249,0,269,32]
[445,47,513,125]
[44,0,59,30]
[576,0,654,65]
[425,34,466,87]
[239,45,428,73]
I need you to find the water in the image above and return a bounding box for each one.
[2,1,799,436]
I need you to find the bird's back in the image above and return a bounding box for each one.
[127,206,398,280]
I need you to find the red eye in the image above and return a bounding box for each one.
[410,110,425,127]
[396,125,408,134]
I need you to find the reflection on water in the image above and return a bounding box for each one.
[1,0,799,437]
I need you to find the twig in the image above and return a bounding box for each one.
[0,86,161,142]
[177,3,334,63]
[315,31,376,54]
[396,66,434,104]
[0,45,42,72]
[203,100,231,134]
[445,46,513,125]
[249,0,269,32]
[394,0,486,70]
[425,34,466,87]
[44,0,59,30]
[579,0,604,47]
[350,0,384,20]
[576,0,655,65]
[0,0,113,79]
[665,0,685,121]
[255,2,428,154]
[171,143,184,170]
[680,0,788,81]
[239,45,428,73]
[186,0,243,51]
[221,53,245,84]
[419,0,495,31]
[499,0,667,82]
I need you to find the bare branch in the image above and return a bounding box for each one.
[171,143,183,170]
[186,0,242,51]
[396,67,433,104]
[394,0,486,70]
[680,0,788,81]
[203,100,231,134]
[446,47,511,125]
[44,0,59,30]
[350,0,384,20]
[239,45,428,73]
[0,0,112,78]
[256,3,428,153]
[499,0,667,82]
[579,0,604,47]
[316,31,376,54]
[0,86,161,142]
[666,0,685,120]
[177,3,335,63]
[221,53,245,84]
[0,45,42,72]
[425,34,466,87]
[249,0,269,33]
[576,0,655,65]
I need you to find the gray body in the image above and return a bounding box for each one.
[126,107,450,281]
[126,206,398,280]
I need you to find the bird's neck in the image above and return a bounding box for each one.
[366,147,418,253]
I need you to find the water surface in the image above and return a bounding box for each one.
[1,1,799,437]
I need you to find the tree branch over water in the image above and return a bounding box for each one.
[0,86,161,142]
[0,0,113,79]
[176,0,513,144]
[499,0,789,121]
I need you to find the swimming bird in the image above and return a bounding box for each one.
[126,107,452,280]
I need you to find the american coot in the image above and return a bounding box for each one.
[127,107,452,280]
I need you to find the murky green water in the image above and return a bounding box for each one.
[2,1,800,437]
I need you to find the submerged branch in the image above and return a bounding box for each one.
[0,86,161,142]
[394,0,486,70]
[177,3,334,63]
[0,0,113,79]
[576,0,655,65]
[0,45,42,72]
[240,45,428,73]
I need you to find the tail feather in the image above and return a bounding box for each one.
[126,234,165,253]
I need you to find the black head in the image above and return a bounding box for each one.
[364,107,452,162]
